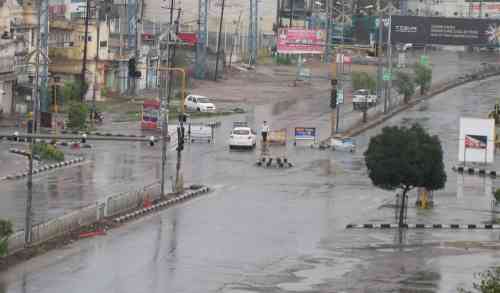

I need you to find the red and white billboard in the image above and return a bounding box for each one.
[277,28,326,55]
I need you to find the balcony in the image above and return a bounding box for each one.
[0,58,15,74]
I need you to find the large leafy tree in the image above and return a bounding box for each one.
[364,124,446,226]
[0,219,13,257]
[352,71,376,93]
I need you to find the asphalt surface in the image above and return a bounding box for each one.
[0,51,500,292]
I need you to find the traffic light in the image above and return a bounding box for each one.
[128,58,136,77]
[330,88,337,109]
[330,79,337,109]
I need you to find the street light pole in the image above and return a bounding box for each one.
[335,0,345,133]
[376,0,384,113]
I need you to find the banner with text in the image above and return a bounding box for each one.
[390,16,500,46]
[277,28,326,54]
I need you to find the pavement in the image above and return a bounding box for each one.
[0,51,500,292]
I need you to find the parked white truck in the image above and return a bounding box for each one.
[352,89,378,110]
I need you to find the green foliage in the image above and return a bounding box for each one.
[494,188,500,202]
[459,267,500,293]
[352,71,376,93]
[395,71,415,103]
[414,63,432,95]
[33,143,65,162]
[61,80,88,102]
[0,219,13,257]
[274,55,293,65]
[67,102,89,130]
[364,124,446,193]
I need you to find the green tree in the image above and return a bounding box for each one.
[61,80,88,102]
[364,124,446,226]
[0,219,13,257]
[67,101,89,130]
[394,71,415,103]
[352,71,376,93]
[459,267,500,293]
[414,63,432,95]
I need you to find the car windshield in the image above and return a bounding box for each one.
[355,90,368,95]
[343,138,354,144]
[197,97,210,103]
[233,129,250,135]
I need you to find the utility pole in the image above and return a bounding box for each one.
[39,0,49,113]
[229,10,243,68]
[324,0,332,63]
[195,0,208,79]
[81,0,91,102]
[336,0,345,133]
[290,0,294,26]
[159,0,175,198]
[387,13,393,112]
[92,0,101,128]
[376,0,384,113]
[214,0,226,81]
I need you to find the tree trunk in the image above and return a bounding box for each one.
[399,187,409,227]
[420,86,424,95]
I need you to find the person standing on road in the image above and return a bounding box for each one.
[261,121,270,143]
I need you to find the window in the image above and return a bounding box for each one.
[233,129,250,135]
[99,41,107,47]
[197,97,210,103]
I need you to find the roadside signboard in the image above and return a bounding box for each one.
[277,28,326,54]
[294,127,316,140]
[268,128,287,145]
[383,70,392,81]
[336,88,344,104]
[420,55,429,66]
[141,99,160,130]
[458,117,495,163]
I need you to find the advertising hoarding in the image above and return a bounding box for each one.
[390,15,500,46]
[458,117,495,163]
[294,127,316,140]
[277,28,326,54]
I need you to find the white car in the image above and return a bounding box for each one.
[228,127,256,149]
[185,95,216,112]
[331,135,356,153]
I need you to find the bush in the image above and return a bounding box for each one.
[33,143,65,162]
[459,267,500,292]
[67,102,89,130]
[274,55,293,65]
[0,219,13,257]
[352,71,376,93]
[494,188,500,202]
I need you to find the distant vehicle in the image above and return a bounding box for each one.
[228,126,256,149]
[352,89,378,110]
[185,95,216,112]
[330,135,356,152]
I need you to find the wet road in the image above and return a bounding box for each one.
[1,63,500,291]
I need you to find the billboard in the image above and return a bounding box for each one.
[294,127,316,140]
[390,16,500,46]
[458,117,495,164]
[277,28,326,54]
